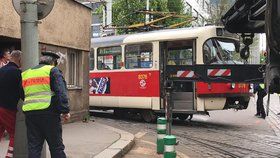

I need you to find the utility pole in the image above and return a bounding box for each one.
[145,0,150,23]
[106,0,112,26]
[14,0,40,157]
[21,0,40,70]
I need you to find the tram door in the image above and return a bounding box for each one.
[160,40,195,111]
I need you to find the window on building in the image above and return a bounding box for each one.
[193,9,198,18]
[89,49,94,71]
[125,43,153,69]
[167,40,194,66]
[204,1,209,10]
[184,2,192,14]
[67,49,81,87]
[97,46,122,70]
[200,15,205,25]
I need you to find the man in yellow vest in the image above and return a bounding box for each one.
[254,83,267,119]
[22,51,70,158]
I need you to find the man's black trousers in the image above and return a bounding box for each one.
[25,114,66,158]
[257,90,267,117]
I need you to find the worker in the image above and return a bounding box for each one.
[22,51,70,158]
[254,83,267,119]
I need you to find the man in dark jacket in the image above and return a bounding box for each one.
[0,50,24,158]
[22,51,70,158]
[254,84,267,119]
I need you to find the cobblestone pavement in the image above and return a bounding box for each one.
[92,96,280,158]
[266,94,280,136]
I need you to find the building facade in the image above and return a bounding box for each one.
[0,0,92,121]
[184,0,211,26]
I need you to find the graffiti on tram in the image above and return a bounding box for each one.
[89,77,110,94]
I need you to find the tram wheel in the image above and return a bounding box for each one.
[178,115,189,121]
[188,114,193,121]
[141,110,157,123]
[114,109,123,118]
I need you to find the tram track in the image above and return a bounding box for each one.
[177,133,280,158]
[204,128,280,150]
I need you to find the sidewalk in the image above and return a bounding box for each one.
[266,94,280,136]
[1,121,135,158]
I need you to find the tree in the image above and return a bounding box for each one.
[167,0,184,13]
[208,0,234,25]
[165,0,188,27]
[99,0,190,34]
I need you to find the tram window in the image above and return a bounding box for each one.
[97,46,122,70]
[167,40,193,65]
[203,38,241,64]
[125,43,153,69]
[89,49,94,71]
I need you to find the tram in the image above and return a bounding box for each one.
[89,26,252,122]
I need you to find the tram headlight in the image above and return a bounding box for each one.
[231,83,236,89]
[250,84,254,89]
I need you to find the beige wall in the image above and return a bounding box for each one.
[0,0,91,51]
[0,0,21,39]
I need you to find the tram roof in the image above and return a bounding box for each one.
[91,26,220,48]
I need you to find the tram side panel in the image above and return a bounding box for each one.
[196,82,251,110]
[89,70,161,110]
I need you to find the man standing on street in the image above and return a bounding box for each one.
[254,83,267,119]
[22,51,70,158]
[0,50,24,158]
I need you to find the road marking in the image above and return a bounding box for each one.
[135,131,147,139]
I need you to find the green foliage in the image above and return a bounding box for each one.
[167,0,184,13]
[97,0,190,34]
[208,0,233,25]
[113,0,145,26]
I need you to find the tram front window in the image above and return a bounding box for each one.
[203,38,242,64]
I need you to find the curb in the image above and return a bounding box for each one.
[94,123,135,158]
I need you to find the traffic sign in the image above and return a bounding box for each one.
[12,0,55,20]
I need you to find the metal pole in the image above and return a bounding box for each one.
[165,81,173,135]
[20,0,39,70]
[106,0,112,26]
[14,0,45,157]
[166,90,171,135]
[145,0,150,23]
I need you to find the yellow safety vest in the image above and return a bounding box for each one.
[260,84,265,90]
[22,65,54,112]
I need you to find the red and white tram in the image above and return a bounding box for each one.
[89,26,251,122]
